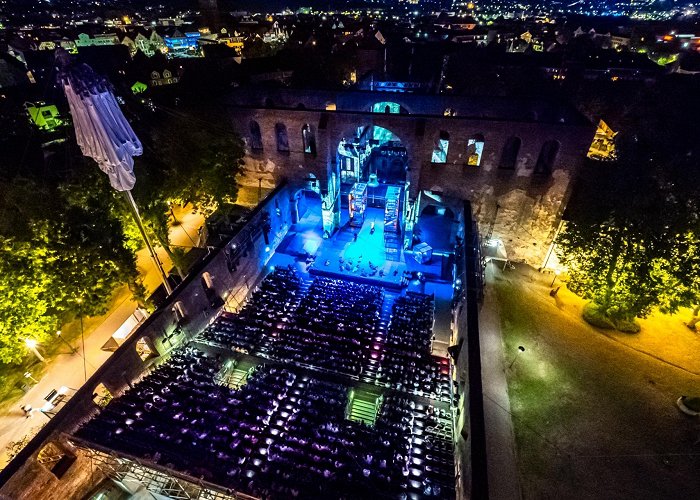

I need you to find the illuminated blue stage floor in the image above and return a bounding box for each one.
[275,207,451,287]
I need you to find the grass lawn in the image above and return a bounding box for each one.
[491,265,700,499]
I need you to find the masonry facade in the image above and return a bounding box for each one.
[225,89,594,265]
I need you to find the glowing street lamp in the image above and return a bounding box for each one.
[56,330,77,354]
[507,345,526,370]
[24,339,45,363]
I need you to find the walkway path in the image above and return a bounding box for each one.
[479,262,522,500]
[0,205,204,469]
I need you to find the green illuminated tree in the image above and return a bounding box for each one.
[557,78,700,327]
[0,175,141,363]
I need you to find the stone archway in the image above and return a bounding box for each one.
[336,124,408,188]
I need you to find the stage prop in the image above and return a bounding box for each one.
[349,182,368,227]
[413,242,433,264]
[384,185,402,261]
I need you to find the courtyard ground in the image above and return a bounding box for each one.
[487,262,700,499]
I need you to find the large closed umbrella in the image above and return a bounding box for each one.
[57,49,172,294]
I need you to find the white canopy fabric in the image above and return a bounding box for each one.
[60,61,142,191]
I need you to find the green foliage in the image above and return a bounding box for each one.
[581,302,615,330]
[0,173,139,363]
[131,107,244,223]
[0,96,244,365]
[557,77,700,324]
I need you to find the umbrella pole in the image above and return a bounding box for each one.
[123,190,173,295]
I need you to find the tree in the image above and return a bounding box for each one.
[0,174,141,363]
[0,239,58,363]
[128,107,244,267]
[556,77,700,326]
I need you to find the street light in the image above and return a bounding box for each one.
[550,269,561,287]
[77,298,87,382]
[507,345,526,370]
[24,339,45,363]
[56,330,77,354]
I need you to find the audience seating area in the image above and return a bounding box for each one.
[74,267,455,499]
[197,267,450,402]
[378,293,451,401]
[75,348,454,499]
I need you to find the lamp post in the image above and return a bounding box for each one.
[24,339,45,363]
[24,372,39,384]
[56,330,77,355]
[507,345,526,370]
[550,269,561,287]
[77,298,87,382]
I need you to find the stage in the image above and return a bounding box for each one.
[272,206,450,286]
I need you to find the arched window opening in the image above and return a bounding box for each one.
[275,123,289,152]
[467,133,485,167]
[535,140,560,175]
[371,102,402,114]
[201,272,224,308]
[171,300,187,326]
[92,383,113,408]
[431,131,450,163]
[302,124,316,154]
[499,136,521,170]
[136,337,157,361]
[249,120,263,150]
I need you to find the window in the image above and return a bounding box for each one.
[38,442,76,478]
[371,102,401,114]
[302,124,316,154]
[249,120,263,150]
[431,131,450,163]
[499,136,521,170]
[201,272,214,291]
[136,337,156,361]
[275,123,289,152]
[172,301,186,323]
[535,140,560,175]
[92,383,113,408]
[466,134,485,167]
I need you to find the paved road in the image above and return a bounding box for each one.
[479,262,522,500]
[0,206,203,468]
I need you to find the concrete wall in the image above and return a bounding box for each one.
[227,93,594,265]
[0,183,295,499]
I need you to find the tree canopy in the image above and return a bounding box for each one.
[0,93,244,363]
[557,76,700,324]
[0,174,139,363]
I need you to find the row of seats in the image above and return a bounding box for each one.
[197,269,451,403]
[75,347,453,498]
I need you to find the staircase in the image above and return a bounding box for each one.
[347,388,383,426]
[217,359,256,390]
